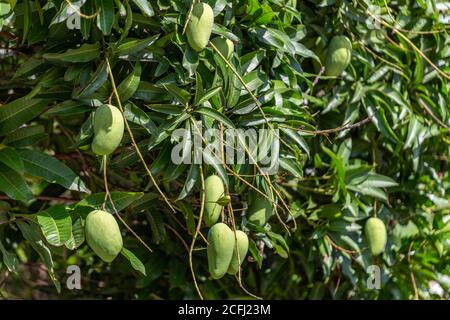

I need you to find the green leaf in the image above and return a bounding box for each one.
[248,238,262,269]
[0,240,19,273]
[50,0,84,25]
[413,50,423,84]
[0,147,24,172]
[74,113,94,147]
[193,71,204,106]
[367,65,391,83]
[124,102,157,134]
[75,61,109,98]
[267,231,289,253]
[404,116,422,149]
[279,157,302,178]
[2,125,46,147]
[347,185,388,202]
[202,150,229,188]
[146,211,166,244]
[37,205,72,246]
[76,191,144,212]
[365,105,400,143]
[16,221,61,292]
[378,86,410,111]
[0,162,33,202]
[183,45,198,77]
[393,220,419,239]
[80,0,94,40]
[116,34,160,56]
[177,164,198,201]
[162,83,190,105]
[195,86,222,106]
[194,106,235,128]
[147,112,190,150]
[64,212,85,250]
[427,194,450,210]
[356,173,398,188]
[131,0,154,17]
[241,49,265,74]
[21,0,30,45]
[121,247,146,275]
[13,57,46,79]
[133,82,170,102]
[43,42,101,63]
[18,150,88,193]
[96,0,114,35]
[0,98,47,136]
[45,101,93,116]
[119,2,133,42]
[117,62,142,103]
[281,128,310,157]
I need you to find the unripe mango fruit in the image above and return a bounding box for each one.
[324,35,352,76]
[211,37,234,60]
[365,217,387,256]
[207,223,235,279]
[186,3,214,52]
[85,210,123,262]
[248,194,274,226]
[204,175,225,227]
[227,230,249,275]
[91,104,124,156]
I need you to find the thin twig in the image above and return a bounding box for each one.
[292,112,375,135]
[102,155,153,253]
[190,117,292,233]
[382,0,450,35]
[407,241,419,300]
[417,98,450,131]
[105,58,177,214]
[364,5,450,81]
[65,0,99,19]
[182,1,197,35]
[164,223,190,252]
[227,202,262,300]
[325,235,358,255]
[188,164,206,300]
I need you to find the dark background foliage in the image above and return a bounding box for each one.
[0,0,449,299]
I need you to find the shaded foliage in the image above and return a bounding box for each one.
[0,0,449,299]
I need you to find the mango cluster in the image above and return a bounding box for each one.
[204,175,249,279]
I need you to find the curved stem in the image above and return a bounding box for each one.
[188,164,206,300]
[102,155,153,253]
[105,58,177,213]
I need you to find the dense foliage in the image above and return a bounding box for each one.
[0,0,449,299]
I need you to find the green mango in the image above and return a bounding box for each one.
[207,223,235,279]
[91,104,124,155]
[186,3,214,52]
[204,175,225,227]
[85,210,123,262]
[210,37,234,59]
[227,230,249,275]
[248,194,274,226]
[324,35,352,76]
[365,217,387,256]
